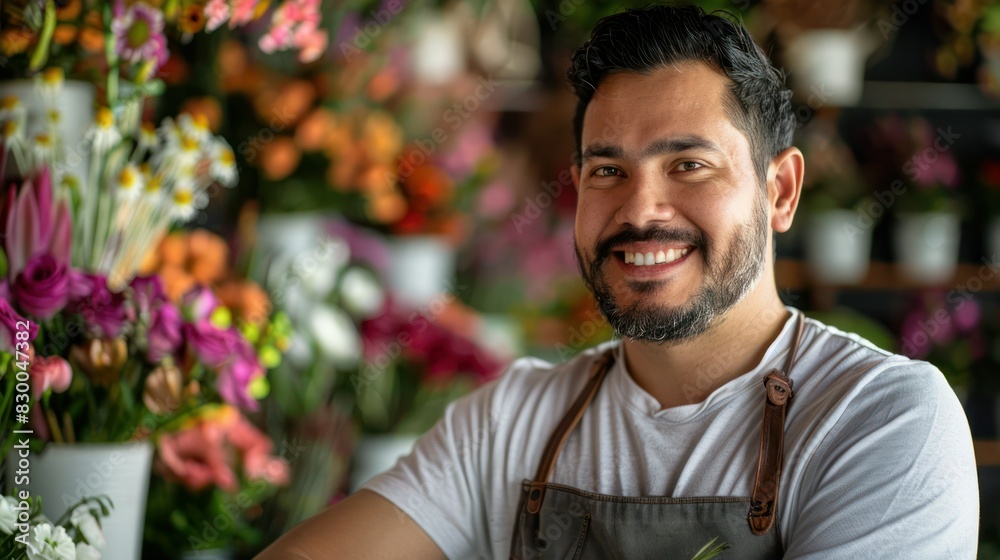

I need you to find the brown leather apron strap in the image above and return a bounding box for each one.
[525,347,616,515]
[748,311,806,535]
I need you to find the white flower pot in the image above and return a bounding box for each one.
[181,548,234,560]
[894,212,961,285]
[785,27,877,106]
[803,209,872,284]
[348,435,420,494]
[0,79,95,180]
[387,235,456,308]
[5,441,154,560]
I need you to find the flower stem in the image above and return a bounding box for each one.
[27,0,57,72]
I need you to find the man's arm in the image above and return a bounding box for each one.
[255,489,447,560]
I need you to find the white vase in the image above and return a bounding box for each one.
[803,209,872,284]
[894,212,961,285]
[181,548,234,560]
[785,27,877,106]
[5,441,154,560]
[387,235,456,308]
[0,79,95,180]
[348,435,420,494]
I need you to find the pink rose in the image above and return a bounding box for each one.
[0,297,37,353]
[30,355,72,396]
[11,254,70,318]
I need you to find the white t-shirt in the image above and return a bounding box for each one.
[363,307,979,559]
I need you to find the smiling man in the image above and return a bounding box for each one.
[258,5,978,559]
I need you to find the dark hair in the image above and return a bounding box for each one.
[566,4,794,183]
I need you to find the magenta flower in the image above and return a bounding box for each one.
[182,320,243,366]
[0,297,37,353]
[147,303,183,363]
[67,273,127,338]
[112,1,169,72]
[217,349,264,411]
[181,286,219,322]
[11,254,71,319]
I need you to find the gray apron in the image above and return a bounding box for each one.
[509,313,806,559]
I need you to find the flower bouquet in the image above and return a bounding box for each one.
[0,493,110,560]
[899,289,984,390]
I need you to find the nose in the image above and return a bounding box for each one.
[614,170,677,229]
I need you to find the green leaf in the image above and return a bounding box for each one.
[690,537,729,560]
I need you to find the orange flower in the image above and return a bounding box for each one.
[216,280,272,327]
[260,136,301,180]
[367,69,400,102]
[361,111,403,165]
[70,338,129,386]
[57,0,83,19]
[177,4,207,34]
[273,80,316,125]
[187,229,229,284]
[0,30,33,57]
[366,191,407,224]
[180,97,223,132]
[158,232,190,268]
[295,108,333,152]
[218,39,249,92]
[159,265,197,302]
[53,25,79,46]
[358,165,396,195]
[403,164,453,210]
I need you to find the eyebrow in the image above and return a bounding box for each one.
[580,135,725,163]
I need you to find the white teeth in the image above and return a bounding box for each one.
[624,247,691,267]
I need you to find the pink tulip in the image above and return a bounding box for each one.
[3,169,69,282]
[30,355,72,396]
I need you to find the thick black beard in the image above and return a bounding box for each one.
[575,195,769,344]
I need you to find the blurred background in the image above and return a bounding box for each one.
[0,0,998,557]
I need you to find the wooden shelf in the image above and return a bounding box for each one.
[976,440,1000,467]
[775,260,1000,291]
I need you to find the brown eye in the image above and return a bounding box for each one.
[593,166,622,177]
[678,161,703,172]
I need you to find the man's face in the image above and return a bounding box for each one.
[573,62,770,343]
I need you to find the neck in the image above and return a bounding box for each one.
[620,285,791,410]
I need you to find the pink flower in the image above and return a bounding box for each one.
[157,421,237,492]
[181,286,219,322]
[3,169,71,282]
[147,302,182,363]
[30,355,72,396]
[11,254,71,319]
[227,413,289,485]
[0,297,37,353]
[217,350,263,411]
[67,273,127,338]
[293,23,327,63]
[204,0,231,31]
[112,1,169,72]
[229,0,260,28]
[182,320,243,366]
[953,298,981,333]
[259,22,293,53]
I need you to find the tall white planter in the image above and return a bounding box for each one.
[894,212,961,284]
[785,27,877,106]
[5,441,154,560]
[348,435,419,494]
[0,79,95,179]
[387,235,456,308]
[804,209,872,284]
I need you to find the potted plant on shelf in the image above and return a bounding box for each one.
[797,118,874,284]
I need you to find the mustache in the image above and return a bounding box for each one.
[593,225,706,263]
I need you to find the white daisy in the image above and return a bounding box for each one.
[34,67,64,107]
[86,108,123,152]
[115,163,144,201]
[209,138,238,187]
[170,187,197,220]
[138,121,158,153]
[0,95,27,127]
[177,112,212,144]
[32,132,57,169]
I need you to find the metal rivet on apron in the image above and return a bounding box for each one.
[535,537,548,550]
[529,489,541,500]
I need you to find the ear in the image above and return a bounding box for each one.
[571,164,581,192]
[768,147,804,233]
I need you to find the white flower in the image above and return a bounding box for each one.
[340,267,385,318]
[32,132,57,168]
[169,187,197,221]
[0,95,26,127]
[177,112,212,144]
[209,138,238,187]
[34,67,64,107]
[26,523,75,560]
[137,122,158,153]
[0,496,17,535]
[70,508,106,550]
[85,108,123,153]
[115,163,144,202]
[75,543,101,560]
[309,305,361,366]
